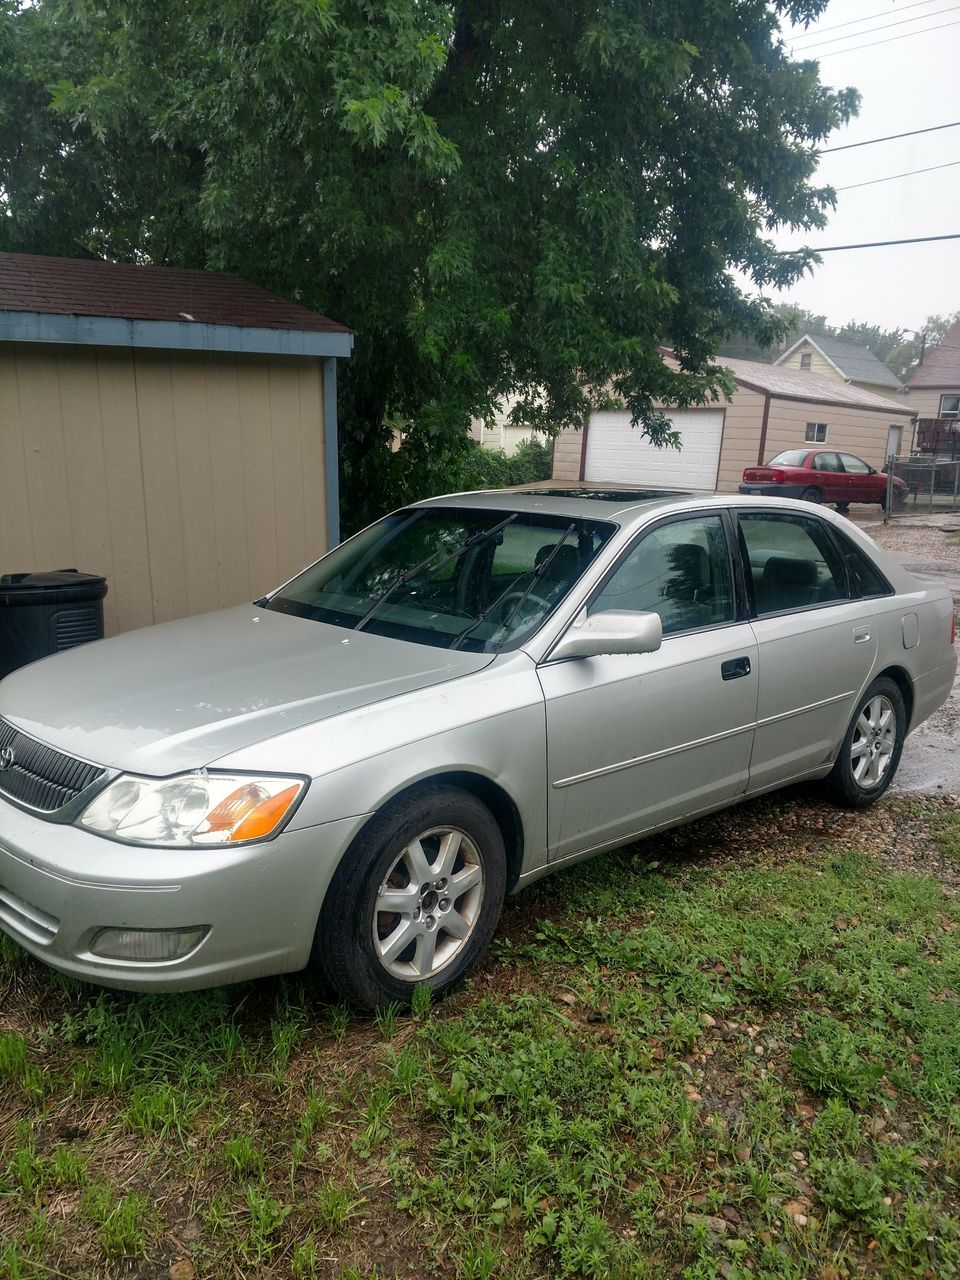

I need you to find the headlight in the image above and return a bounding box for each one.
[79,772,306,847]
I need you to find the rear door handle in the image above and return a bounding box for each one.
[721,656,751,680]
[853,627,871,644]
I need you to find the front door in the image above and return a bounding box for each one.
[538,513,758,861]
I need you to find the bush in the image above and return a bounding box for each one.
[460,435,554,492]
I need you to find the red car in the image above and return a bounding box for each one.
[740,448,907,513]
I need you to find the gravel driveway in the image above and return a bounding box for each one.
[851,512,960,794]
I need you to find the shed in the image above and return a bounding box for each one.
[552,354,915,492]
[0,253,352,636]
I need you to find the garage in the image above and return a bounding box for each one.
[583,408,725,490]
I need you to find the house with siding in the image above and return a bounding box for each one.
[907,318,960,452]
[773,333,906,403]
[551,353,915,493]
[0,252,352,635]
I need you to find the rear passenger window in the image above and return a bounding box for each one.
[739,513,849,614]
[832,531,893,598]
[589,514,735,636]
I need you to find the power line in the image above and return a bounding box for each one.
[781,233,960,253]
[794,3,960,51]
[789,0,943,42]
[811,15,960,56]
[820,120,960,153]
[835,158,960,191]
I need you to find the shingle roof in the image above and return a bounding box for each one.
[775,333,903,389]
[0,252,350,334]
[719,355,914,413]
[908,318,960,389]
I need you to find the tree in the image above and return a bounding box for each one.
[0,0,855,529]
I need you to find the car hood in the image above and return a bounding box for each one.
[0,606,493,775]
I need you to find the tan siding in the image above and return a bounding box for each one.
[0,344,328,635]
[713,385,766,491]
[551,426,583,480]
[0,349,36,574]
[908,387,960,418]
[94,350,155,634]
[761,399,907,469]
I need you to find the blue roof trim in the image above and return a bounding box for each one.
[0,310,353,359]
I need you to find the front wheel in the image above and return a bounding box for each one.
[799,486,822,505]
[312,785,507,1010]
[826,676,906,807]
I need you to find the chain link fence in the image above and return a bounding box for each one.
[882,453,960,519]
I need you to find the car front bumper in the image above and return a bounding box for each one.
[0,795,369,990]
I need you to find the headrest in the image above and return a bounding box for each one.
[761,556,818,586]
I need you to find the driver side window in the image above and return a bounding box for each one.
[589,515,735,636]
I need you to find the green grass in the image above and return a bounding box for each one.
[2,792,960,1277]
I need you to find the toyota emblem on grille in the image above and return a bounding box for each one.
[0,746,13,772]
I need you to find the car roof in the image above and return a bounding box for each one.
[412,485,703,523]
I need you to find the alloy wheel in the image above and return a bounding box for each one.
[372,826,484,980]
[850,694,897,788]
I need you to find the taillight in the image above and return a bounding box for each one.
[770,470,785,483]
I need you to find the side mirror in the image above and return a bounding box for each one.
[549,609,663,661]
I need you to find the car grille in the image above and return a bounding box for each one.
[0,719,105,813]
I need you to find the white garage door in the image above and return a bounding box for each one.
[584,409,724,491]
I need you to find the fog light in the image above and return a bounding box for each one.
[89,926,208,962]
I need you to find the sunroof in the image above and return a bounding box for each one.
[516,487,692,502]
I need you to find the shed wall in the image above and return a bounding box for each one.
[760,398,911,470]
[0,344,327,635]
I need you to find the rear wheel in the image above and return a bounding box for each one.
[826,676,906,807]
[835,502,850,515]
[799,486,822,505]
[312,785,507,1010]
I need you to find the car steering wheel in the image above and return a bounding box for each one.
[495,589,552,623]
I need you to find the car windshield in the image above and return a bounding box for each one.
[767,450,809,467]
[264,507,615,652]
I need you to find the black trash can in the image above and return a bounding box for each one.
[0,570,108,681]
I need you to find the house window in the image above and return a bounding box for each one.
[941,395,960,419]
[805,422,828,443]
[800,352,812,370]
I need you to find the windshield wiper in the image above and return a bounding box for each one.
[354,513,519,633]
[450,523,578,651]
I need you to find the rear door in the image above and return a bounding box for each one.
[737,509,878,790]
[811,452,845,503]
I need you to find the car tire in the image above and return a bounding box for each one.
[799,486,822,504]
[826,676,906,808]
[835,502,850,515]
[311,785,507,1011]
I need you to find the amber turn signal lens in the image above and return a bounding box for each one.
[229,784,302,842]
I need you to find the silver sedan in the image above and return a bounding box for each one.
[0,490,955,1009]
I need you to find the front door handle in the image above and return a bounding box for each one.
[853,627,871,644]
[721,656,751,680]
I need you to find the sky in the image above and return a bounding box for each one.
[766,0,960,334]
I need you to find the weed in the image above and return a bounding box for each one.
[313,1179,365,1233]
[790,1022,884,1105]
[241,1184,291,1263]
[226,1134,265,1180]
[80,1184,152,1257]
[375,1001,400,1039]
